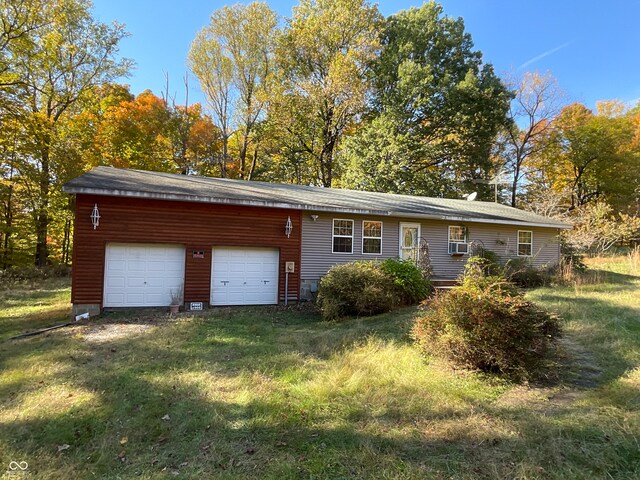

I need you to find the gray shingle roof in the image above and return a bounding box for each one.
[63,166,570,229]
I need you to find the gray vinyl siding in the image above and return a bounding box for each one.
[301,211,560,280]
[301,214,399,279]
[421,222,560,278]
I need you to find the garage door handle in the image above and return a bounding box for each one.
[263,280,270,284]
[220,281,229,285]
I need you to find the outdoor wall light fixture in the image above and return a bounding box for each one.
[310,214,319,222]
[285,216,293,238]
[90,204,101,230]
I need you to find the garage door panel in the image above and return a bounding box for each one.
[145,293,166,304]
[104,244,185,307]
[106,277,125,288]
[145,277,164,288]
[146,261,167,272]
[126,276,145,288]
[126,293,144,304]
[108,247,126,259]
[107,259,126,271]
[226,292,245,303]
[165,277,185,286]
[211,247,279,306]
[105,293,125,305]
[245,263,263,273]
[127,260,146,272]
[230,263,245,273]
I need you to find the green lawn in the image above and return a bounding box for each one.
[0,259,638,479]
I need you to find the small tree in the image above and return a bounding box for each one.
[564,201,640,254]
[189,2,278,179]
[500,72,565,207]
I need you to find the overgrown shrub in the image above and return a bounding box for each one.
[413,264,560,380]
[0,263,71,286]
[463,255,502,278]
[380,258,430,304]
[316,261,397,320]
[469,245,502,272]
[560,242,588,274]
[503,258,546,288]
[317,259,431,320]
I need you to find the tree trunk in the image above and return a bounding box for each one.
[320,136,337,187]
[221,134,228,178]
[324,151,332,187]
[35,150,50,267]
[247,147,258,181]
[2,178,13,269]
[239,132,249,179]
[62,196,74,265]
[62,219,70,264]
[510,163,520,208]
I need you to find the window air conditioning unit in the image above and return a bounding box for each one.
[449,242,468,255]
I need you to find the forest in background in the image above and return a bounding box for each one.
[1,0,639,269]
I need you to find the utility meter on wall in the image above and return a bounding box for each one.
[285,261,295,273]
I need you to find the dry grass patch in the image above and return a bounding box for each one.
[0,262,639,479]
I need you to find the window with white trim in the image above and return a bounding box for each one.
[518,230,533,256]
[332,219,354,253]
[362,221,382,254]
[448,226,468,254]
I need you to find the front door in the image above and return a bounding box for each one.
[399,223,421,262]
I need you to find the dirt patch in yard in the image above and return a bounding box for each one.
[78,322,155,343]
[67,310,188,343]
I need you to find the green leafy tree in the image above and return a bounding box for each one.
[189,2,278,179]
[269,0,382,186]
[0,0,48,86]
[1,0,131,266]
[530,102,638,211]
[189,33,232,177]
[342,2,511,197]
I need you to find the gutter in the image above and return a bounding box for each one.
[386,211,572,229]
[62,186,572,230]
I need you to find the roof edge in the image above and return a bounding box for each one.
[63,186,571,229]
[387,211,571,229]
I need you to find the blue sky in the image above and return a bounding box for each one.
[92,0,640,109]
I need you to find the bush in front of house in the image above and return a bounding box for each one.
[468,248,549,288]
[316,259,431,320]
[503,257,547,288]
[380,258,431,304]
[316,261,396,320]
[413,262,561,380]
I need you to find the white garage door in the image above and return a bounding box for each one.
[211,247,279,305]
[103,243,185,307]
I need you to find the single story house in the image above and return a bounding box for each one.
[63,167,570,316]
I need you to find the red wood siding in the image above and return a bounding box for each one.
[71,194,301,305]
